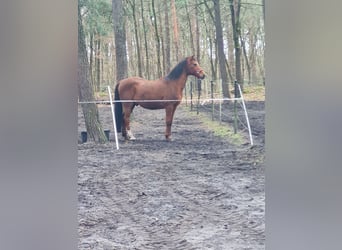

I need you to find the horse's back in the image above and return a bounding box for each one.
[119,77,159,89]
[119,77,164,94]
[118,77,144,99]
[119,77,144,87]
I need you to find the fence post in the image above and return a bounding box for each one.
[107,86,119,150]
[197,78,201,115]
[184,80,187,106]
[234,80,238,134]
[211,80,214,121]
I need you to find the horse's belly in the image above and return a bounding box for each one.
[138,102,167,110]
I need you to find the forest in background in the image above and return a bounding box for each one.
[79,0,264,98]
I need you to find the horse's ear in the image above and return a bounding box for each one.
[188,55,195,62]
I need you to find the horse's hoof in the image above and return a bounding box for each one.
[126,130,136,141]
[124,135,136,141]
[165,137,172,142]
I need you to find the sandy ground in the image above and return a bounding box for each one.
[78,101,265,249]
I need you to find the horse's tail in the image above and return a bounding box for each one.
[114,83,123,132]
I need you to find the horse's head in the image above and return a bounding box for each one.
[186,55,205,79]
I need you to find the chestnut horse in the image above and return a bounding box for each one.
[114,56,205,141]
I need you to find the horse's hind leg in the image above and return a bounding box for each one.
[122,103,136,140]
[165,105,177,141]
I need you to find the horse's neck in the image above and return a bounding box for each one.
[177,72,188,89]
[163,71,188,91]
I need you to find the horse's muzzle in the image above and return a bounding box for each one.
[197,71,205,79]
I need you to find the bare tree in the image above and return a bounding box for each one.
[203,1,217,79]
[151,0,162,77]
[112,0,128,81]
[230,0,243,91]
[213,0,230,98]
[240,33,251,85]
[128,0,142,77]
[195,0,201,62]
[171,0,180,61]
[95,38,101,91]
[163,0,171,74]
[140,0,150,79]
[185,0,195,55]
[78,4,107,143]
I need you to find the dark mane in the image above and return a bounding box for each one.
[165,59,187,80]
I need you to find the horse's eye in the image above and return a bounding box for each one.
[193,63,197,66]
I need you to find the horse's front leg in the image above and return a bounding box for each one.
[165,105,177,141]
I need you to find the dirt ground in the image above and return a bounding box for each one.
[78,101,265,249]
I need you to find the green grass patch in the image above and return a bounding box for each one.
[186,107,246,146]
[95,91,109,99]
[242,85,265,101]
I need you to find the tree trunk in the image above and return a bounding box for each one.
[151,0,162,77]
[171,0,180,61]
[230,0,243,91]
[78,5,107,143]
[157,2,165,75]
[207,24,216,79]
[225,57,234,83]
[195,0,200,61]
[126,28,134,74]
[249,31,257,84]
[185,0,195,55]
[203,1,214,23]
[140,0,150,79]
[202,7,216,79]
[213,0,230,98]
[96,38,101,91]
[163,0,171,74]
[227,21,235,82]
[89,33,94,87]
[129,0,142,77]
[112,0,128,82]
[240,33,251,85]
